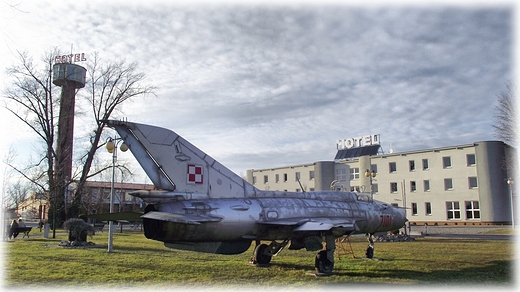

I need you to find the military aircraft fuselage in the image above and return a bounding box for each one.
[140,191,406,254]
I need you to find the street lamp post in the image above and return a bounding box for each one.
[507,178,515,229]
[105,137,128,253]
[365,169,377,201]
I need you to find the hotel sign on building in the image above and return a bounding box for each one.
[336,134,380,150]
[335,134,381,160]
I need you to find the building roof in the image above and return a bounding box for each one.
[334,145,381,160]
[84,181,156,190]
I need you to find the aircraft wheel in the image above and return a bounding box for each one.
[254,243,272,265]
[315,250,334,274]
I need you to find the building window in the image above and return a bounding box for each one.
[389,162,397,173]
[253,176,257,184]
[446,201,461,220]
[465,201,480,219]
[443,156,452,168]
[390,182,398,193]
[263,175,268,184]
[309,170,315,180]
[410,181,417,192]
[422,159,429,170]
[336,169,347,181]
[115,191,124,203]
[350,168,360,180]
[409,160,415,172]
[425,202,432,215]
[467,154,476,166]
[468,177,478,189]
[424,180,430,192]
[444,178,453,190]
[283,173,288,182]
[295,172,300,181]
[411,203,418,215]
[372,183,378,194]
[275,174,279,183]
[371,164,378,174]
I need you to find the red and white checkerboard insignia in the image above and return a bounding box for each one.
[187,164,203,184]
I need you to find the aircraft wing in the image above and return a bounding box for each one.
[259,218,357,232]
[86,211,144,222]
[141,211,223,225]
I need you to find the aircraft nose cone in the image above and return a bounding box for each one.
[394,208,408,229]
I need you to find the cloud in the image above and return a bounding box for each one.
[0,0,513,180]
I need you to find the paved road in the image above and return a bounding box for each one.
[408,225,515,240]
[423,233,513,240]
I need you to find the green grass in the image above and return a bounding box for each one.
[3,229,516,289]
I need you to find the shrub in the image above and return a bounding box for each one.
[63,218,95,242]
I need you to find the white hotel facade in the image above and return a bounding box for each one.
[246,137,516,226]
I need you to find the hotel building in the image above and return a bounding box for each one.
[246,139,515,226]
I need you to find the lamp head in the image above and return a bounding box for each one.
[365,169,377,178]
[120,143,128,152]
[106,140,115,153]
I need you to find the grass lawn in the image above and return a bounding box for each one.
[2,228,516,289]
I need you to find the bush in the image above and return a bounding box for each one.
[63,218,95,242]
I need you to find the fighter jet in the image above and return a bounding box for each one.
[103,120,407,274]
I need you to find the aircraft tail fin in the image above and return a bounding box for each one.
[105,120,257,198]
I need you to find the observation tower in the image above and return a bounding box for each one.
[52,62,86,214]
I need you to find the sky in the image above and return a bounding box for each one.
[0,0,516,188]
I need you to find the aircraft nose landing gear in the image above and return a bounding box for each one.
[365,233,374,259]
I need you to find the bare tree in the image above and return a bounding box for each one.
[3,49,156,227]
[4,179,32,211]
[2,147,17,210]
[493,83,517,147]
[3,49,61,228]
[492,83,517,185]
[69,52,156,218]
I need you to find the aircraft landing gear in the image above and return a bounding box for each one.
[252,243,272,265]
[250,240,289,266]
[365,233,375,259]
[314,234,335,275]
